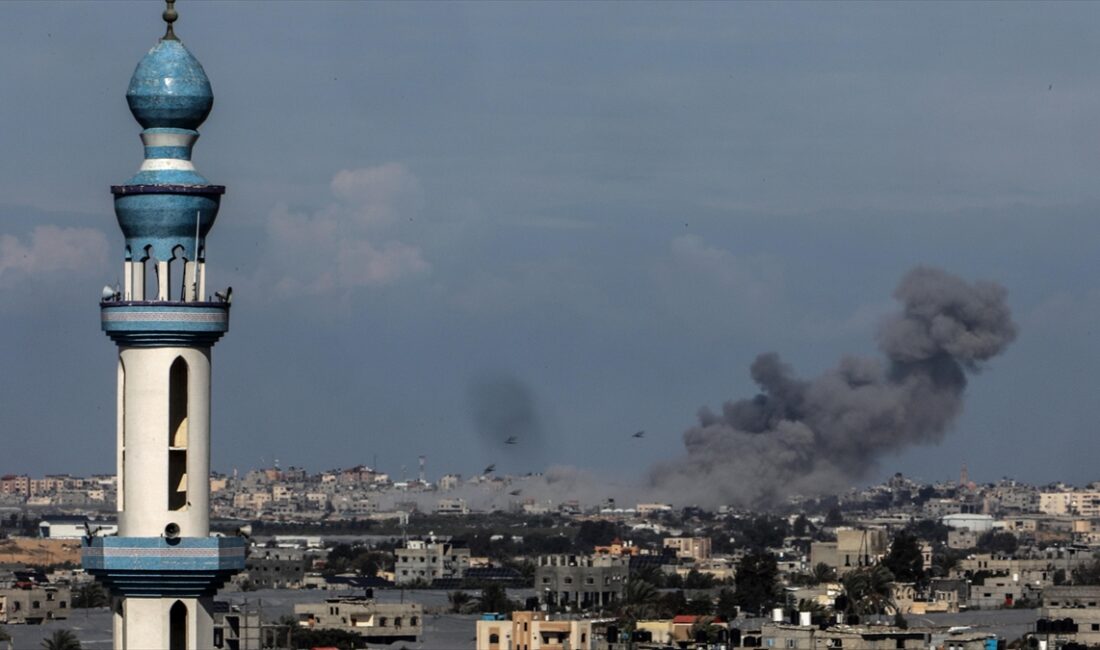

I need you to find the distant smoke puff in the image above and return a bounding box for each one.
[647,266,1017,507]
[468,372,543,446]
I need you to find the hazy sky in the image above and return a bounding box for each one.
[2,1,1100,490]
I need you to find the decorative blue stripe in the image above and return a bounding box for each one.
[101,302,230,348]
[82,536,245,598]
[144,146,192,160]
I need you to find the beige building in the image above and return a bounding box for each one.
[295,597,421,645]
[663,537,712,561]
[1040,491,1100,517]
[477,611,595,650]
[394,538,471,585]
[809,527,889,575]
[0,585,70,624]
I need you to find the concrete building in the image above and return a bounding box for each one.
[535,554,629,610]
[663,537,712,561]
[244,548,310,589]
[809,527,889,576]
[0,585,70,624]
[80,5,246,648]
[1029,585,1100,648]
[477,611,596,650]
[1040,491,1100,517]
[295,597,422,645]
[394,538,471,585]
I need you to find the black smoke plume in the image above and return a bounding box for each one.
[648,266,1017,507]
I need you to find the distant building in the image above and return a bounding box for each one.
[38,516,117,539]
[294,597,421,645]
[1029,586,1100,648]
[809,527,889,576]
[477,611,596,650]
[394,538,470,585]
[663,537,712,562]
[535,554,629,610]
[245,548,310,589]
[0,584,70,624]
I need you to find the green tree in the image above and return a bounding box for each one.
[575,520,620,550]
[733,551,779,616]
[824,507,844,527]
[41,630,81,650]
[976,531,1018,556]
[793,514,811,537]
[686,593,714,616]
[882,532,924,584]
[812,562,837,584]
[476,584,516,613]
[448,590,473,613]
[1072,559,1100,585]
[620,578,660,622]
[72,582,109,609]
[684,569,715,589]
[657,590,689,618]
[715,588,738,621]
[841,564,896,616]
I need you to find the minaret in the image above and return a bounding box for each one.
[82,3,245,649]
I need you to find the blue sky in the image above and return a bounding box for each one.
[2,1,1100,490]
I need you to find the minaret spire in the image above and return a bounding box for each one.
[162,0,179,41]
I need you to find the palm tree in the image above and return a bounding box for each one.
[41,629,81,650]
[812,562,838,584]
[619,578,660,622]
[448,590,472,613]
[842,564,896,616]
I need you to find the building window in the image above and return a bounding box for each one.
[489,633,500,643]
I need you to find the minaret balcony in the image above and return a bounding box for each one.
[82,536,246,598]
[101,300,229,348]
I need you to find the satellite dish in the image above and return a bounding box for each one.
[102,285,116,301]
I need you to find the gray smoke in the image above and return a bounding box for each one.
[648,266,1017,507]
[468,372,544,450]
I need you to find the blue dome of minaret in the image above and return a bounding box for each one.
[126,39,212,130]
[110,1,225,265]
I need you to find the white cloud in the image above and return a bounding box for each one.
[0,226,110,287]
[262,164,431,296]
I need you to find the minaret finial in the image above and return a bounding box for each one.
[162,0,179,41]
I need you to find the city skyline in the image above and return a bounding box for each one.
[3,2,1100,493]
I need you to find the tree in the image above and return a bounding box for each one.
[72,582,109,609]
[1072,559,1100,586]
[41,630,81,650]
[793,514,811,537]
[824,507,844,527]
[841,564,896,616]
[733,551,779,616]
[575,520,620,550]
[684,569,715,590]
[657,590,689,618]
[882,532,924,584]
[476,584,516,613]
[620,578,660,622]
[976,531,1018,556]
[811,562,837,584]
[715,588,738,621]
[448,590,473,613]
[686,593,714,616]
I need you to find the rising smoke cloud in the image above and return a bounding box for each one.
[647,266,1017,507]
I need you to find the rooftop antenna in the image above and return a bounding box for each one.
[162,0,179,41]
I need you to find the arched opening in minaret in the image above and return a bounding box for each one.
[169,600,188,650]
[168,357,189,511]
[142,246,157,301]
[169,245,186,301]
